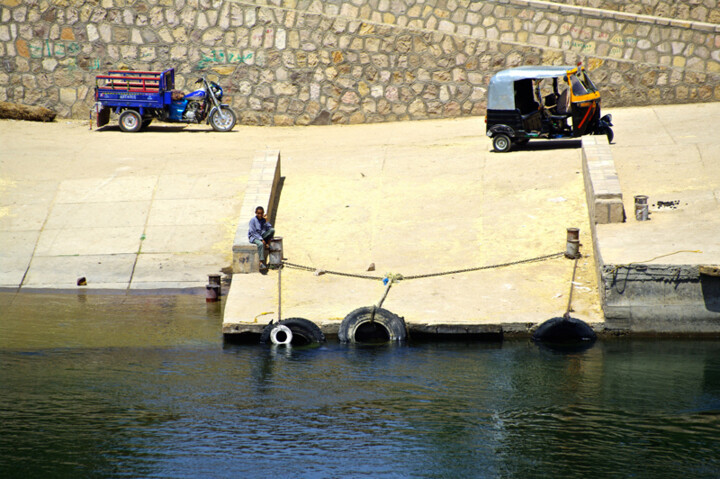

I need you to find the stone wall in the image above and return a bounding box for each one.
[1,0,719,125]
[540,0,719,23]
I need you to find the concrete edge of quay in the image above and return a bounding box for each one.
[581,138,720,335]
[221,319,617,342]
[222,134,720,340]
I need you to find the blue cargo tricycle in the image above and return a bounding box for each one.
[94,68,236,132]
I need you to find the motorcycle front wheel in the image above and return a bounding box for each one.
[209,107,236,132]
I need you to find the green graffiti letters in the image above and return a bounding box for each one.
[29,40,81,59]
[196,49,253,70]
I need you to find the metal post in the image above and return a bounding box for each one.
[208,274,221,299]
[277,265,282,322]
[565,227,580,259]
[634,195,649,221]
[268,237,283,268]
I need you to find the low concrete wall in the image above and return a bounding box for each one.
[602,264,720,332]
[581,136,625,225]
[232,150,281,273]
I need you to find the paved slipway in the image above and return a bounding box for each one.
[1,103,719,335]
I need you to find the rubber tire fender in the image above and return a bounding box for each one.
[260,317,325,345]
[338,306,407,343]
[270,324,293,345]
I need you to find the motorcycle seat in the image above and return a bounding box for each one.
[548,113,570,121]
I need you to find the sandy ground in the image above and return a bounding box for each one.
[11,103,720,330]
[1,114,600,327]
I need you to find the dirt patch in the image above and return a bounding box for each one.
[0,102,56,122]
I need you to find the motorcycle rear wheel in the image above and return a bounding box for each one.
[210,107,236,132]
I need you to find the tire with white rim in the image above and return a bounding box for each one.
[209,107,236,132]
[119,110,142,133]
[492,134,512,152]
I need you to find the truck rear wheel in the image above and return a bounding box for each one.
[119,110,142,132]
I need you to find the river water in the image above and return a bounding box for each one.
[1,293,719,478]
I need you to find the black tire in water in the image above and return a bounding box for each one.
[260,317,325,346]
[338,306,407,343]
[531,316,597,352]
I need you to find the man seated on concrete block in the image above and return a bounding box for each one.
[248,206,275,272]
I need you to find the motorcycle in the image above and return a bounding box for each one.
[164,76,237,132]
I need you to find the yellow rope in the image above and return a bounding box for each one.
[253,311,274,323]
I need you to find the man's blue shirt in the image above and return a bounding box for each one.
[248,216,272,243]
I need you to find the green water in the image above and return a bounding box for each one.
[1,293,719,478]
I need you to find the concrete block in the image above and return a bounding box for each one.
[232,243,260,273]
[594,198,625,224]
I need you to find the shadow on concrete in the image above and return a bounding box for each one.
[171,127,240,134]
[95,125,190,133]
[268,176,285,226]
[515,139,582,151]
[701,275,720,313]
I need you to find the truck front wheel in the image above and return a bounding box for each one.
[119,110,142,132]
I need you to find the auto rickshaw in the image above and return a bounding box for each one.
[485,64,613,152]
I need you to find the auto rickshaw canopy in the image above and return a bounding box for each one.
[487,65,596,111]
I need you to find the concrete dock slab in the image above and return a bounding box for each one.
[0,122,253,291]
[221,119,603,337]
[2,102,719,335]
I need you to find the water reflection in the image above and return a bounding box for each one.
[1,293,719,478]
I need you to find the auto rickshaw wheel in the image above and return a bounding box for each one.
[119,110,142,133]
[605,127,614,144]
[493,134,512,153]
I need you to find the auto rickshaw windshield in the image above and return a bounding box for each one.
[583,71,598,92]
[568,72,598,97]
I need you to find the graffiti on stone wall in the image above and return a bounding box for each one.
[196,49,253,70]
[562,33,637,57]
[17,38,101,71]
[558,24,637,57]
[28,40,81,58]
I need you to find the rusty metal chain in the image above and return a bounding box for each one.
[282,252,566,282]
[281,262,383,280]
